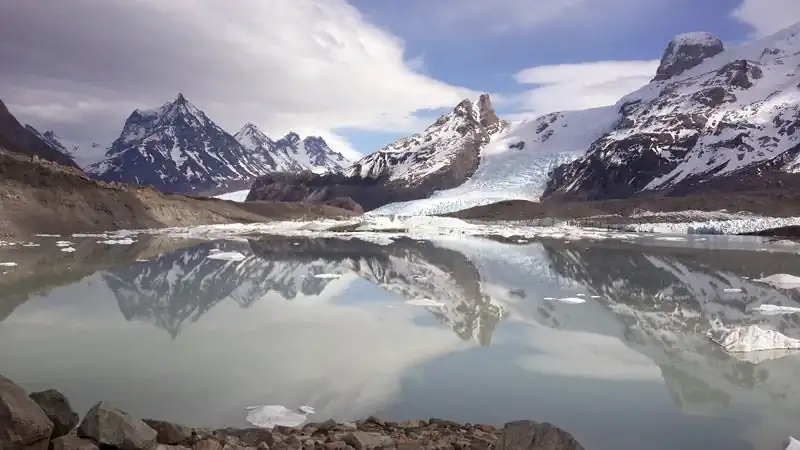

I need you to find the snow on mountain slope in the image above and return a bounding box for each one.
[345,94,505,188]
[24,125,107,168]
[371,106,618,216]
[234,124,349,174]
[85,94,346,195]
[547,22,800,200]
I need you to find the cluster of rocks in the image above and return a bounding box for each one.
[0,374,584,450]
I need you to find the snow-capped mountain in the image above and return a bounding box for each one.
[372,106,618,216]
[86,94,346,195]
[546,24,800,200]
[234,124,348,174]
[346,94,507,191]
[0,99,81,169]
[247,94,509,211]
[24,125,76,159]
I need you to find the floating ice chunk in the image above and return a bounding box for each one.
[313,273,342,279]
[723,288,743,293]
[136,259,148,262]
[543,297,556,300]
[207,251,247,261]
[21,243,40,247]
[97,238,136,245]
[35,234,60,237]
[244,404,315,429]
[405,299,446,307]
[706,325,800,353]
[576,293,586,297]
[590,295,602,299]
[209,249,222,253]
[61,247,76,253]
[545,297,586,304]
[752,274,800,289]
[0,262,17,267]
[55,241,73,247]
[787,437,800,450]
[753,304,800,315]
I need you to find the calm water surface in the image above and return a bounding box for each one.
[2,233,800,450]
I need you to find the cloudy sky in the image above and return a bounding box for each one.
[1,0,798,161]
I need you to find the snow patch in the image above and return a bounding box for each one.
[244,405,315,429]
[404,299,447,307]
[214,190,250,202]
[206,251,247,261]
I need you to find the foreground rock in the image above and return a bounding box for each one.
[0,375,53,450]
[0,374,584,450]
[78,402,157,450]
[28,389,79,438]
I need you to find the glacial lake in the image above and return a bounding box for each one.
[2,232,800,450]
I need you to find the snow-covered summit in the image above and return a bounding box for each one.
[234,124,348,175]
[547,21,800,200]
[85,94,347,194]
[653,32,725,81]
[345,93,506,188]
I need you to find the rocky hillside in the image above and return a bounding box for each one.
[248,94,508,211]
[0,99,81,169]
[86,94,347,195]
[546,24,800,200]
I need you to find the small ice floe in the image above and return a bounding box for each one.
[0,262,17,267]
[21,243,40,247]
[590,295,602,299]
[292,242,300,246]
[706,325,800,353]
[55,241,73,247]
[313,273,342,279]
[787,437,800,450]
[206,251,247,261]
[209,248,222,253]
[544,297,586,304]
[135,259,149,262]
[35,234,60,238]
[405,298,446,307]
[543,297,556,301]
[244,404,315,429]
[97,238,136,245]
[753,274,800,289]
[61,247,76,253]
[575,293,586,297]
[753,304,800,315]
[723,288,743,293]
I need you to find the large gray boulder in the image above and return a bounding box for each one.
[50,435,99,450]
[77,402,157,450]
[143,419,195,445]
[0,374,54,450]
[28,389,79,438]
[497,421,584,450]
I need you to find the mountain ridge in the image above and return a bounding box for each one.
[85,94,348,194]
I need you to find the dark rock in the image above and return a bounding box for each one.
[0,374,54,450]
[343,432,394,450]
[286,435,303,450]
[323,197,364,214]
[216,428,275,447]
[429,419,461,429]
[497,421,583,450]
[324,442,347,450]
[77,402,157,450]
[193,439,223,450]
[50,435,99,450]
[27,390,78,439]
[395,441,424,450]
[144,419,195,445]
[154,445,191,450]
[653,32,724,81]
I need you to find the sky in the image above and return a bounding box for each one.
[1,0,799,163]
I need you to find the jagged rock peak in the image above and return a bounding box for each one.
[653,32,725,81]
[451,93,500,130]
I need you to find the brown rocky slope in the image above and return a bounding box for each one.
[0,150,355,238]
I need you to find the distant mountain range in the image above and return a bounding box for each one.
[22,93,349,195]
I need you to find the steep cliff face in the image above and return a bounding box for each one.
[247,94,507,211]
[545,24,800,201]
[0,99,81,170]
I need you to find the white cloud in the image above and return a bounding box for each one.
[510,60,659,117]
[0,0,475,157]
[730,0,800,38]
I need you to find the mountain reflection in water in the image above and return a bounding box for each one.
[2,234,800,450]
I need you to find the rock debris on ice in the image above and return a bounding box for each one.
[206,251,247,261]
[244,405,315,429]
[706,325,800,353]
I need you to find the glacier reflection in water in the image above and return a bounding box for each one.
[1,234,800,450]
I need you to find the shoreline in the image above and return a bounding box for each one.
[0,375,584,450]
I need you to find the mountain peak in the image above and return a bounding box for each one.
[175,92,187,104]
[653,32,724,81]
[281,131,301,142]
